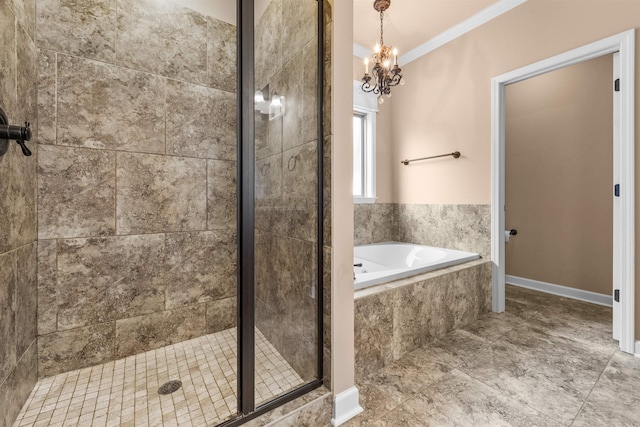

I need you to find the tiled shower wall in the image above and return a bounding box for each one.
[354,203,491,256]
[254,0,320,382]
[0,0,38,425]
[35,0,237,377]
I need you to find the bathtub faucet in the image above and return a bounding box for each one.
[353,263,362,281]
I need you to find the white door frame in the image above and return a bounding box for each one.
[491,29,636,354]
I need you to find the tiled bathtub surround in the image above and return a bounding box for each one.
[354,260,492,381]
[254,0,321,384]
[353,203,397,246]
[35,0,237,376]
[397,204,491,257]
[0,0,39,425]
[354,203,491,256]
[353,202,491,382]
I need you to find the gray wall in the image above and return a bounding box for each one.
[35,0,238,377]
[0,0,38,425]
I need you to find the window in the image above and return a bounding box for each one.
[353,81,377,203]
[353,113,364,196]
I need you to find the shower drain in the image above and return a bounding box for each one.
[158,380,182,395]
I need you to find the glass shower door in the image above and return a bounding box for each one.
[252,0,323,410]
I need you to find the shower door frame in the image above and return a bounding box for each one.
[223,0,326,425]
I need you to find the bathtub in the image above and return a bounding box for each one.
[354,242,480,290]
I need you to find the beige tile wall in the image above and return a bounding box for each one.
[0,0,39,425]
[353,203,398,246]
[354,203,491,256]
[396,204,491,257]
[35,0,238,377]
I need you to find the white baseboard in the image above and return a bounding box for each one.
[331,386,363,426]
[506,275,612,307]
[635,340,640,358]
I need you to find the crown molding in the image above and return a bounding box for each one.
[353,0,528,64]
[400,0,527,65]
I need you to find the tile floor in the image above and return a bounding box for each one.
[13,328,303,427]
[346,285,640,426]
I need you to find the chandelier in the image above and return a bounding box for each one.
[361,0,404,103]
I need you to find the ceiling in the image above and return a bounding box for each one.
[353,0,500,55]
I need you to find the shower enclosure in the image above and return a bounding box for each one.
[243,0,326,419]
[0,0,325,426]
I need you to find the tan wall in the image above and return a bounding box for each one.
[332,0,356,396]
[376,98,394,203]
[385,0,640,337]
[504,55,613,296]
[352,55,394,203]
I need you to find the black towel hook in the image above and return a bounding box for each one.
[0,107,32,157]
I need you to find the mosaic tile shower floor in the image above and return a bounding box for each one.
[13,328,303,427]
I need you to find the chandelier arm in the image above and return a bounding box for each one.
[388,72,402,87]
[361,81,381,95]
[361,81,374,92]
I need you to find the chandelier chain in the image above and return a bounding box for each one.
[379,11,384,45]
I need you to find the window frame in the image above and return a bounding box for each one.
[353,81,377,204]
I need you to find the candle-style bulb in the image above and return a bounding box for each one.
[392,48,398,65]
[374,43,380,54]
[364,57,369,74]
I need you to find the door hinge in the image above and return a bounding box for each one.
[615,78,620,92]
[614,184,620,197]
[614,289,620,302]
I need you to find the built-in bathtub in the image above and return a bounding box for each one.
[353,242,491,381]
[354,242,480,290]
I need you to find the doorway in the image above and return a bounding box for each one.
[504,53,614,313]
[491,29,636,354]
